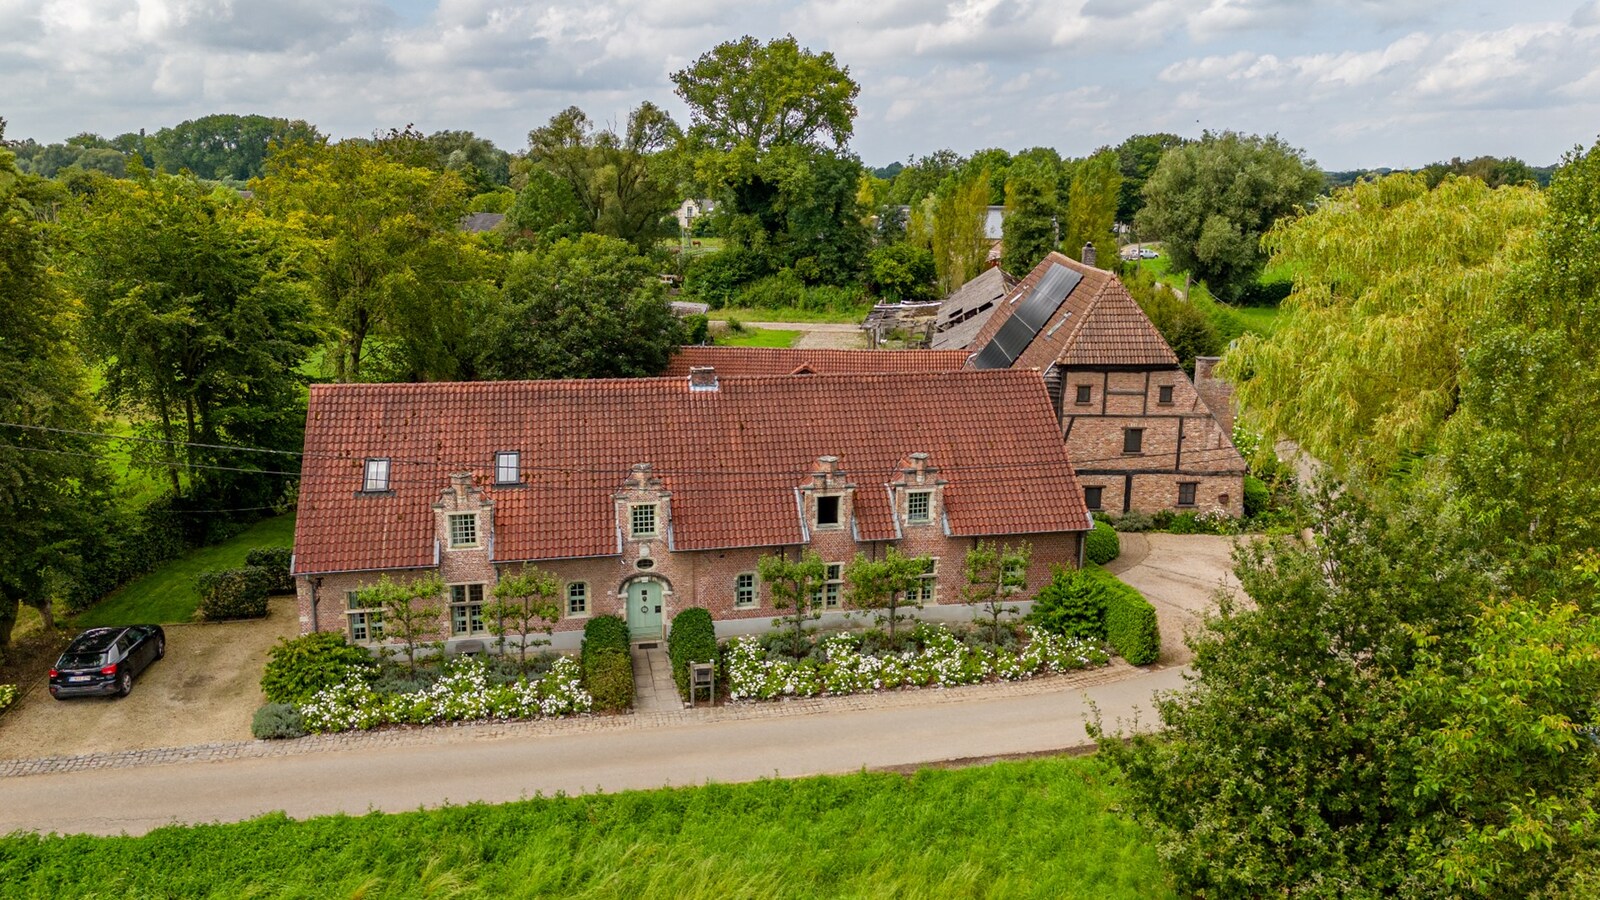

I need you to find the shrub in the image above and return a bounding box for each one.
[667,607,717,697]
[683,313,710,345]
[737,269,807,308]
[684,247,765,308]
[1244,475,1271,519]
[584,649,634,712]
[581,615,629,661]
[1026,567,1107,641]
[251,703,307,740]
[1100,571,1160,665]
[1085,519,1121,565]
[1166,512,1201,535]
[0,683,17,716]
[244,547,294,594]
[866,243,936,302]
[1113,511,1153,533]
[1236,278,1293,307]
[195,566,272,620]
[261,632,376,704]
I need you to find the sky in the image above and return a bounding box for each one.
[3,0,1599,170]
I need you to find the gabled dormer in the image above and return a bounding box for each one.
[798,455,856,540]
[891,452,947,534]
[615,463,672,564]
[434,471,495,558]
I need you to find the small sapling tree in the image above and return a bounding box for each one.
[485,568,561,668]
[356,574,445,671]
[845,547,931,641]
[758,550,829,657]
[961,541,1032,646]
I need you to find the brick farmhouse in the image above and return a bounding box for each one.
[290,369,1092,649]
[965,251,1245,517]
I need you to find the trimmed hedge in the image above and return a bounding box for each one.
[251,703,307,740]
[262,632,375,705]
[1026,567,1107,641]
[195,566,272,620]
[1095,569,1160,666]
[245,547,295,594]
[667,607,717,697]
[1085,519,1121,565]
[581,615,629,660]
[585,650,634,712]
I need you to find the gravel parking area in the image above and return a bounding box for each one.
[1104,533,1243,665]
[0,595,296,760]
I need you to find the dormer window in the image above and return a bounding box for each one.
[495,451,521,485]
[907,491,932,525]
[816,495,841,529]
[630,503,658,539]
[362,458,390,492]
[448,513,479,548]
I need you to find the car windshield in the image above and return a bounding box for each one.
[58,652,106,669]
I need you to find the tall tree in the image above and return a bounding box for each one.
[150,114,325,181]
[254,140,494,382]
[1135,131,1321,300]
[672,35,858,155]
[931,168,991,294]
[1001,159,1057,275]
[1059,150,1122,265]
[1114,133,1187,224]
[524,103,680,251]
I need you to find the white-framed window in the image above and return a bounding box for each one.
[448,513,479,548]
[566,582,589,617]
[907,490,932,525]
[630,503,658,539]
[734,572,758,609]
[495,451,521,485]
[346,590,383,642]
[450,583,486,636]
[815,495,842,529]
[362,458,390,492]
[912,558,938,604]
[821,563,843,609]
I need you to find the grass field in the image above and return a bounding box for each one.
[713,327,803,348]
[713,304,870,324]
[0,756,1173,899]
[75,513,296,627]
[1127,257,1282,339]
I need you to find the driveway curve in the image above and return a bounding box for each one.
[1104,533,1242,665]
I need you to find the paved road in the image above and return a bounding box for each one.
[0,666,1186,837]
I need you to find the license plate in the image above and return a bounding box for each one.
[68,676,91,683]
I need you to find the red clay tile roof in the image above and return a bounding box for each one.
[293,371,1091,575]
[662,346,972,377]
[967,252,1178,371]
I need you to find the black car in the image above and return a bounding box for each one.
[48,625,166,699]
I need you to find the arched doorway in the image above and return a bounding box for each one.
[625,578,667,642]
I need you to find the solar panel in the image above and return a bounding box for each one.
[971,263,1084,369]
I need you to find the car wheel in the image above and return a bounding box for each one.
[117,671,132,697]
[155,637,165,660]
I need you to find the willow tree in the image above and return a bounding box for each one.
[1223,174,1545,479]
[931,168,990,294]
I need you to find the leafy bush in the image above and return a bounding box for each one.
[244,547,294,594]
[1101,572,1160,665]
[0,683,17,716]
[1244,475,1271,518]
[684,247,765,308]
[865,243,936,302]
[1026,567,1108,641]
[251,703,307,740]
[683,313,709,345]
[1235,278,1293,307]
[1112,511,1153,533]
[667,607,717,696]
[299,656,592,732]
[1085,519,1121,565]
[739,269,806,308]
[262,632,376,704]
[584,650,634,712]
[195,566,272,620]
[582,615,629,659]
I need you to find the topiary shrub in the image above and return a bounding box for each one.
[584,649,634,712]
[245,547,294,594]
[581,615,629,661]
[251,703,307,740]
[196,566,273,620]
[261,632,375,704]
[1085,519,1121,565]
[1095,568,1160,665]
[1025,567,1107,641]
[667,607,717,697]
[1244,475,1271,519]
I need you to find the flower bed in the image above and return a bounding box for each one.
[298,656,592,734]
[724,625,1110,701]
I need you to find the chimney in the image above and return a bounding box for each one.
[1081,242,1097,267]
[688,365,718,392]
[450,472,473,498]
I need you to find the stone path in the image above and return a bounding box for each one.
[630,644,681,712]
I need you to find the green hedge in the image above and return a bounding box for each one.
[1026,566,1160,665]
[251,703,307,740]
[195,566,272,620]
[245,547,295,595]
[1096,569,1160,665]
[261,632,375,705]
[581,615,629,660]
[585,650,634,712]
[667,607,717,697]
[1085,519,1121,565]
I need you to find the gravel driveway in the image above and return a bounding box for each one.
[1104,533,1243,665]
[0,595,296,760]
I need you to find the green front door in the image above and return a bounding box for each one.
[627,581,664,641]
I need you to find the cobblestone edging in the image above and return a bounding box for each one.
[0,661,1157,779]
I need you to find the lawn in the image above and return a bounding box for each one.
[0,755,1174,899]
[75,513,296,627]
[1127,257,1282,339]
[713,327,803,348]
[713,304,870,324]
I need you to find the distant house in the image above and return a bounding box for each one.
[460,212,505,234]
[931,265,1014,351]
[965,250,1245,518]
[291,369,1092,648]
[674,199,715,232]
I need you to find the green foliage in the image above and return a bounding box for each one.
[484,568,560,666]
[522,103,680,252]
[354,574,446,671]
[0,757,1174,898]
[960,541,1032,646]
[667,607,717,697]
[244,547,294,595]
[1135,131,1321,301]
[148,114,325,181]
[251,702,308,740]
[845,548,931,639]
[1026,566,1106,641]
[683,314,710,345]
[865,242,936,302]
[1059,150,1122,266]
[1101,575,1158,666]
[503,165,583,246]
[1115,133,1187,223]
[757,551,829,650]
[1000,159,1058,275]
[931,167,990,294]
[684,246,768,307]
[1121,263,1221,373]
[1243,476,1271,519]
[0,683,16,715]
[1226,173,1544,480]
[194,566,272,621]
[581,615,630,661]
[261,632,376,705]
[477,235,684,380]
[673,36,858,155]
[1085,519,1121,565]
[1110,511,1153,533]
[584,649,634,712]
